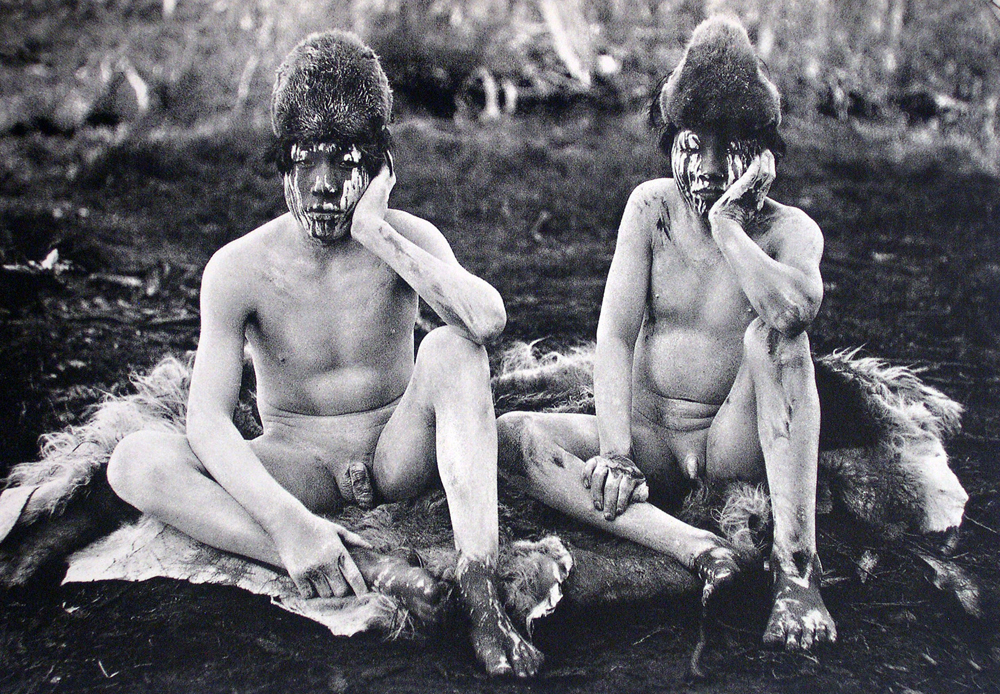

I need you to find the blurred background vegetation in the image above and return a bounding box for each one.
[2,0,999,162]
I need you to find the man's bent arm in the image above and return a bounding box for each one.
[594,185,655,458]
[352,169,506,344]
[710,210,823,337]
[708,153,824,337]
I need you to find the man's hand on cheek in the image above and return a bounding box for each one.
[350,154,396,243]
[709,149,775,229]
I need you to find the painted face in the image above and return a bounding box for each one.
[283,142,372,243]
[671,128,763,216]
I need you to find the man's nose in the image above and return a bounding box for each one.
[700,144,727,181]
[310,162,342,195]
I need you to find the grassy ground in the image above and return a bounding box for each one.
[0,110,999,693]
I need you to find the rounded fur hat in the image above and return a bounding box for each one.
[271,30,392,151]
[657,15,780,133]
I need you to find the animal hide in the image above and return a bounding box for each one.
[0,341,973,627]
[491,342,968,543]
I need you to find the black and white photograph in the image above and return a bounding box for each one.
[1,1,998,691]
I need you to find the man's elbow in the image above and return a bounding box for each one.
[769,297,819,337]
[469,299,507,344]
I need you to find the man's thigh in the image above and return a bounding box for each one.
[248,436,345,514]
[371,377,438,502]
[706,359,765,481]
[517,411,601,462]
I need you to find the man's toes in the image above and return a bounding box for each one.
[817,619,837,645]
[509,639,544,678]
[763,620,784,647]
[475,637,514,677]
[799,625,815,652]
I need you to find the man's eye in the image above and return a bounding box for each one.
[728,141,757,157]
[678,134,700,151]
[338,159,360,170]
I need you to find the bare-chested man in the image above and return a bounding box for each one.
[106,31,544,677]
[498,16,837,651]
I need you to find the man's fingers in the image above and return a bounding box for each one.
[581,457,598,488]
[339,553,368,596]
[602,475,620,521]
[312,571,335,599]
[633,480,650,504]
[615,474,636,516]
[293,576,317,600]
[591,464,609,510]
[338,527,374,550]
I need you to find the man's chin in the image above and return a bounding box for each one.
[307,218,352,243]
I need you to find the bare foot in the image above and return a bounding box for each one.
[693,543,741,607]
[764,552,837,651]
[352,547,447,624]
[457,554,545,678]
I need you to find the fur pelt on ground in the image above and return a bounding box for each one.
[491,341,968,543]
[0,342,970,613]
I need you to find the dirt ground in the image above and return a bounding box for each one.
[1,110,999,693]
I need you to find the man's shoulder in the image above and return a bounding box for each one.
[629,178,678,206]
[208,215,290,268]
[202,215,292,293]
[762,200,822,238]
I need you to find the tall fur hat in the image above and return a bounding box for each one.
[656,15,781,134]
[271,30,392,171]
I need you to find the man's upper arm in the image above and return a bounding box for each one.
[384,209,459,265]
[188,247,252,426]
[598,184,656,345]
[772,208,825,310]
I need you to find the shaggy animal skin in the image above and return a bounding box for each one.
[271,29,393,176]
[490,342,969,545]
[0,344,971,618]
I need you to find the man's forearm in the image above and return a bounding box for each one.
[594,336,635,458]
[358,220,506,343]
[711,218,820,336]
[187,414,310,537]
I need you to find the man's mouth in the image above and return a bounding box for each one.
[306,205,345,220]
[691,186,724,200]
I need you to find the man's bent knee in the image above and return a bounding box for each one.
[415,326,491,394]
[743,318,812,375]
[107,430,189,511]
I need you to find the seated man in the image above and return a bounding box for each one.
[107,30,543,678]
[499,16,836,651]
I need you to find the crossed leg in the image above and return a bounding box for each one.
[106,427,446,619]
[707,318,836,651]
[496,411,741,604]
[373,326,544,678]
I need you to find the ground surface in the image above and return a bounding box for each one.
[0,110,999,693]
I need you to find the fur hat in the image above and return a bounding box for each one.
[271,30,392,171]
[656,15,780,134]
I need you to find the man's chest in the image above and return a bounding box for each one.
[647,235,754,328]
[250,259,415,362]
